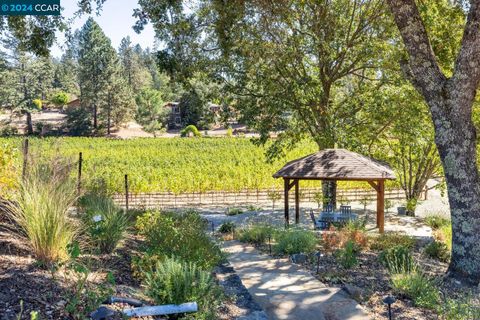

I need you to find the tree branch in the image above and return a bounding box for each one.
[450,0,480,116]
[386,0,446,99]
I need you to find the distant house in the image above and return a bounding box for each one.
[163,102,238,129]
[164,102,182,129]
[209,103,221,116]
[67,98,81,109]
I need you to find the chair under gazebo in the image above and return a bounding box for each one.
[273,149,396,233]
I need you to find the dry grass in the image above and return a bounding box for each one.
[6,157,79,266]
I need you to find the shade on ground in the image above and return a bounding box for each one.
[223,241,369,320]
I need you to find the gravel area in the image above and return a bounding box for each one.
[201,206,434,238]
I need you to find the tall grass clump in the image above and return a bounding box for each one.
[335,240,359,269]
[436,224,452,251]
[381,244,441,310]
[7,157,78,266]
[144,257,222,319]
[80,194,129,254]
[424,214,450,230]
[424,240,450,262]
[274,228,317,255]
[380,245,417,274]
[391,272,440,309]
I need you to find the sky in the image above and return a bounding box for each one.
[51,0,156,58]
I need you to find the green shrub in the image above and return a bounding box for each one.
[370,232,416,251]
[51,91,69,108]
[218,221,235,234]
[425,215,450,230]
[81,195,129,254]
[247,205,261,212]
[341,219,366,232]
[180,125,202,137]
[32,99,43,110]
[226,126,233,137]
[7,158,78,266]
[131,251,164,279]
[144,257,222,319]
[424,241,450,262]
[226,208,243,216]
[391,272,440,310]
[380,245,416,274]
[440,296,480,320]
[0,120,18,136]
[335,240,359,269]
[274,228,317,255]
[136,210,222,270]
[238,224,275,245]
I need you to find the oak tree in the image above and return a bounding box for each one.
[387,0,480,283]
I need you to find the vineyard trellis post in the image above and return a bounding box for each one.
[22,138,29,181]
[77,152,83,196]
[125,174,129,212]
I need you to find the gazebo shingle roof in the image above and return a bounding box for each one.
[273,149,395,181]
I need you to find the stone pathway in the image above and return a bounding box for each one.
[223,241,370,320]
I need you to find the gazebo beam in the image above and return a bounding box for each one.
[367,180,379,192]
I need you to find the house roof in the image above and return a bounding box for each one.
[67,98,80,105]
[273,149,396,181]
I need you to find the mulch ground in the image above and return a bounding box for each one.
[0,214,256,319]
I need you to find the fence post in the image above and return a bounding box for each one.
[125,174,129,212]
[22,138,29,181]
[77,152,83,196]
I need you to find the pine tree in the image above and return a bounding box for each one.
[77,18,118,131]
[53,50,79,96]
[118,37,152,91]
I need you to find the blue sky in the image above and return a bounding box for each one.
[52,0,156,58]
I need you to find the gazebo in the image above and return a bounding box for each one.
[273,149,396,233]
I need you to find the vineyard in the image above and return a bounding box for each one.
[0,137,395,194]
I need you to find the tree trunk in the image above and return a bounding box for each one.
[93,104,98,130]
[25,112,33,135]
[433,108,480,282]
[387,0,480,284]
[107,106,111,135]
[321,181,337,209]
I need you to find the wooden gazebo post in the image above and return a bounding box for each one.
[377,180,385,233]
[284,178,290,226]
[368,180,385,233]
[294,180,300,224]
[283,178,298,227]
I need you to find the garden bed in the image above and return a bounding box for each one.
[227,220,480,320]
[0,211,263,320]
